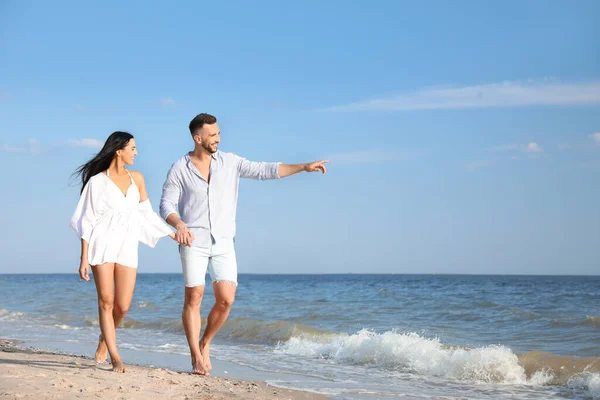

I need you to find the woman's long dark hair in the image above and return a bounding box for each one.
[73,131,134,193]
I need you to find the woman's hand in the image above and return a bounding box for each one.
[79,260,90,281]
[169,232,176,241]
[175,222,194,246]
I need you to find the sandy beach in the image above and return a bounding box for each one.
[0,339,328,400]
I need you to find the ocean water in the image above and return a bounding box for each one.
[0,273,598,399]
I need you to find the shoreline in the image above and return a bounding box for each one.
[0,339,329,400]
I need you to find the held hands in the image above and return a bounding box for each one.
[79,260,90,281]
[304,160,328,174]
[175,222,194,246]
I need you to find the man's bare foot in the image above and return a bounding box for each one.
[95,334,107,363]
[200,341,212,372]
[191,354,209,376]
[111,359,127,373]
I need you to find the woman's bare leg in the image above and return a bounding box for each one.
[91,263,125,372]
[96,263,138,363]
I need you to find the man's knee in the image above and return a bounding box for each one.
[184,287,205,308]
[212,281,236,310]
[215,295,235,309]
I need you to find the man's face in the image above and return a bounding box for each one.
[196,123,220,154]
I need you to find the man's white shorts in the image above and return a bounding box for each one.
[179,240,238,287]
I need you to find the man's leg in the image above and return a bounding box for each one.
[179,245,210,375]
[183,286,207,374]
[200,248,238,371]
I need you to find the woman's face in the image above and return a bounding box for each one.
[117,138,137,165]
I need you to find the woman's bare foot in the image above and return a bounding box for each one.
[191,353,209,376]
[95,334,107,363]
[200,341,212,372]
[111,359,127,373]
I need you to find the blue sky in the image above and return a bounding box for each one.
[1,1,599,274]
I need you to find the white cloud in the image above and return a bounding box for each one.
[490,142,544,153]
[65,138,104,149]
[0,143,26,153]
[323,79,600,112]
[326,149,414,163]
[0,138,104,153]
[590,132,600,144]
[160,97,176,107]
[28,139,41,153]
[0,139,41,153]
[526,142,543,153]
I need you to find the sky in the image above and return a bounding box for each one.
[1,0,599,275]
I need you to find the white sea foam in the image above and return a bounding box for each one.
[157,343,181,349]
[52,324,80,330]
[567,372,600,399]
[0,308,25,320]
[136,301,159,310]
[276,329,553,385]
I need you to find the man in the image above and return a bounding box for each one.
[159,113,327,375]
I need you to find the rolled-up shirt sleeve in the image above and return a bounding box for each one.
[237,156,281,180]
[159,166,181,220]
[69,179,97,243]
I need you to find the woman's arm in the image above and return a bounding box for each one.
[79,239,90,281]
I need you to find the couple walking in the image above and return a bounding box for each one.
[70,113,327,374]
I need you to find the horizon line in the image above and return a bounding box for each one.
[1,272,598,277]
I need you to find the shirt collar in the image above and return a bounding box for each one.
[185,151,219,181]
[185,150,218,164]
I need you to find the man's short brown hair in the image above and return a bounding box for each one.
[189,113,217,136]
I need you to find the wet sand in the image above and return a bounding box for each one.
[0,339,328,399]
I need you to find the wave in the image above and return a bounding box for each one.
[549,316,600,331]
[276,329,539,383]
[520,351,600,384]
[51,324,81,330]
[83,315,184,333]
[568,372,600,399]
[81,315,334,344]
[585,316,600,328]
[275,329,600,392]
[0,308,25,320]
[218,318,336,344]
[471,304,600,330]
[135,301,160,310]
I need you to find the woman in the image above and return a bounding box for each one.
[70,131,175,373]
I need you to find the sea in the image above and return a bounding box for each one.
[0,273,598,399]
